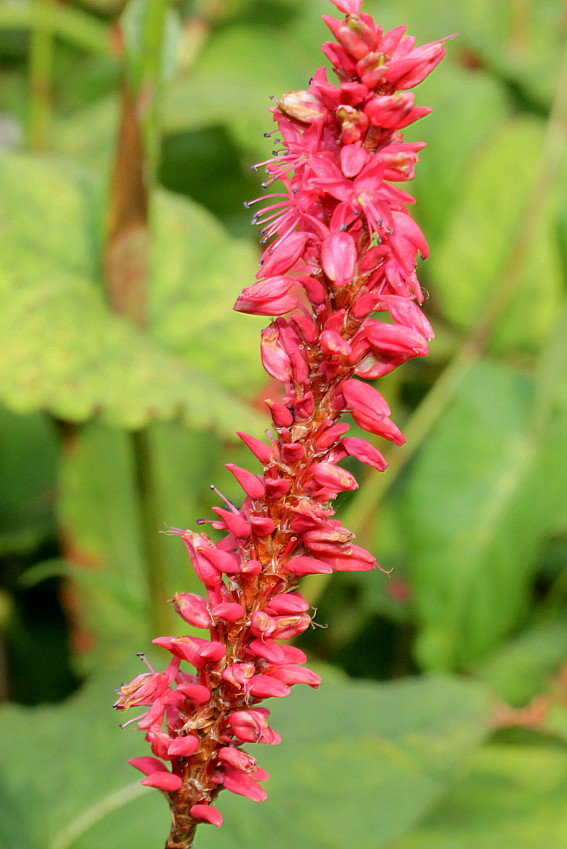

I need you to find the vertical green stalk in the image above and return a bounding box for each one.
[28,0,56,151]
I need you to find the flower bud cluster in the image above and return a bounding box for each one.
[115,0,445,844]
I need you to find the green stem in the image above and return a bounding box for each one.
[28,0,56,151]
[302,31,567,606]
[138,0,170,182]
[132,428,171,637]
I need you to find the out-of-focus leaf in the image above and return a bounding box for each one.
[409,67,509,248]
[430,118,562,353]
[149,187,264,393]
[456,0,565,110]
[199,676,491,849]
[53,97,117,173]
[0,407,58,553]
[0,672,490,849]
[0,153,264,435]
[164,24,310,158]
[371,0,564,110]
[0,3,113,57]
[57,423,149,661]
[473,619,567,706]
[402,360,557,671]
[392,743,567,849]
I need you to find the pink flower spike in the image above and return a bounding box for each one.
[128,756,168,776]
[190,804,223,827]
[116,3,445,839]
[225,464,266,499]
[142,772,182,792]
[167,735,200,757]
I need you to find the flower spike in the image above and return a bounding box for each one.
[116,2,446,846]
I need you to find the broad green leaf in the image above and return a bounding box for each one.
[0,153,264,435]
[392,743,567,849]
[401,360,555,671]
[54,97,117,173]
[0,672,490,849]
[149,187,264,394]
[429,118,563,353]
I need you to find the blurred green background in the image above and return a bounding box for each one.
[0,0,566,846]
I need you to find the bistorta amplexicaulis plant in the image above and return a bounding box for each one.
[115,1,447,845]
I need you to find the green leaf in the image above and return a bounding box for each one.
[402,360,552,671]
[409,67,509,248]
[0,407,58,553]
[0,2,113,57]
[164,24,312,150]
[429,118,563,353]
[0,152,264,435]
[392,743,567,849]
[473,619,567,706]
[149,188,265,396]
[0,672,490,849]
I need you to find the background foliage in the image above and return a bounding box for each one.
[0,0,566,847]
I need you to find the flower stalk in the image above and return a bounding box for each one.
[115,1,446,845]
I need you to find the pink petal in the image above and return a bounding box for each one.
[128,756,168,777]
[142,771,182,792]
[225,464,266,499]
[190,804,223,827]
[321,230,357,285]
[167,735,200,757]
